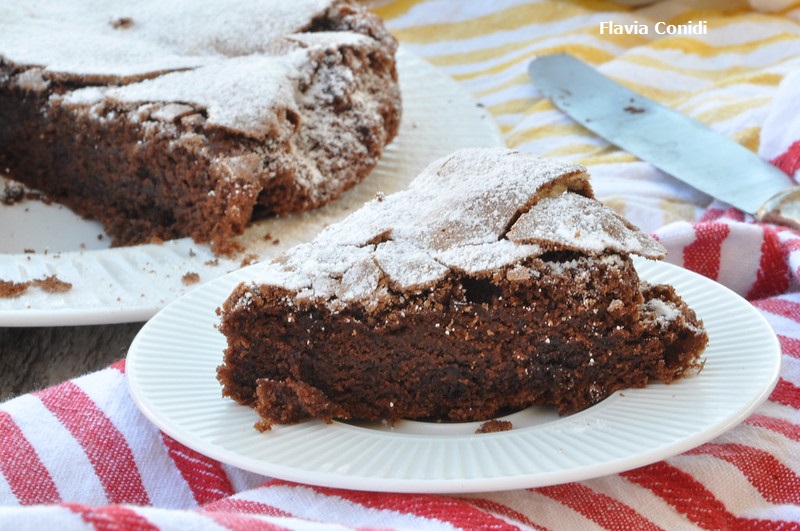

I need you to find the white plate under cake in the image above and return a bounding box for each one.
[126,231,780,493]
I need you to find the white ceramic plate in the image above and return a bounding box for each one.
[0,48,503,326]
[126,257,781,494]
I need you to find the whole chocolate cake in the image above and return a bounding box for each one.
[0,0,400,254]
[217,148,708,430]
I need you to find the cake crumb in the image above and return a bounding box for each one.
[1,180,47,203]
[32,275,72,293]
[240,254,259,267]
[476,419,513,434]
[1,181,25,204]
[0,274,72,297]
[181,271,201,285]
[0,280,29,298]
[110,17,134,29]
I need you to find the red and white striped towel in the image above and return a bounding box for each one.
[3,1,800,528]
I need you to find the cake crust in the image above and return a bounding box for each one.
[217,148,708,429]
[0,0,401,254]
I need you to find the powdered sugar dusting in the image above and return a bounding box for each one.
[2,0,382,139]
[62,55,301,140]
[0,19,206,79]
[248,148,667,308]
[644,298,682,327]
[507,193,665,259]
[432,241,544,276]
[0,0,335,77]
[318,149,585,249]
[337,256,383,305]
[373,241,449,291]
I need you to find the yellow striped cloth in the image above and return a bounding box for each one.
[370,0,800,232]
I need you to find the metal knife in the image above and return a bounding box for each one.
[528,53,800,229]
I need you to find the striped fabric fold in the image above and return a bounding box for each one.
[2,0,800,528]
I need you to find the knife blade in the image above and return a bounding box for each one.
[528,53,800,229]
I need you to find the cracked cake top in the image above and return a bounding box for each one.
[240,148,667,311]
[0,0,344,78]
[1,0,395,139]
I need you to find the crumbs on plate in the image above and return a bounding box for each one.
[476,419,513,434]
[181,271,201,285]
[0,275,72,298]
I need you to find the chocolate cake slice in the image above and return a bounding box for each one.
[0,0,400,254]
[217,148,708,430]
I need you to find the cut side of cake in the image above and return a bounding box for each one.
[0,0,400,254]
[217,148,708,430]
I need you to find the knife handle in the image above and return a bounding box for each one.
[757,187,800,230]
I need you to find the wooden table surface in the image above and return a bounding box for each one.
[0,322,145,401]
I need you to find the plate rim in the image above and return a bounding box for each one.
[126,257,782,493]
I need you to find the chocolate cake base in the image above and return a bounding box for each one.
[218,253,706,430]
[215,148,708,430]
[0,0,400,254]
